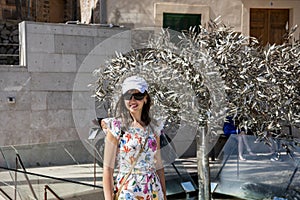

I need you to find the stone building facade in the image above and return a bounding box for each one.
[0,0,79,22]
[0,0,299,154]
[1,0,300,38]
[0,0,80,65]
[76,0,300,40]
[0,21,130,147]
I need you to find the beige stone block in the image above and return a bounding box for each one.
[49,128,80,143]
[0,92,7,111]
[92,37,132,56]
[111,38,133,54]
[72,109,97,130]
[0,66,27,73]
[30,111,48,129]
[0,71,30,91]
[75,54,86,70]
[77,54,108,73]
[0,110,31,132]
[0,91,31,111]
[11,91,31,111]
[31,91,47,111]
[218,3,242,31]
[31,72,96,91]
[24,21,64,34]
[54,35,94,54]
[122,13,138,23]
[71,91,95,110]
[26,33,55,53]
[96,28,130,38]
[47,91,73,110]
[62,25,98,37]
[92,36,107,46]
[27,53,77,73]
[72,72,98,92]
[93,30,131,50]
[47,109,75,128]
[0,129,26,146]
[29,128,53,144]
[30,73,76,91]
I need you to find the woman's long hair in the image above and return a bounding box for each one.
[114,91,152,129]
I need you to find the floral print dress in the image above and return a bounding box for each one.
[103,118,164,200]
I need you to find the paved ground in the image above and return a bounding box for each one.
[211,135,300,200]
[0,159,237,200]
[1,152,299,200]
[1,137,300,200]
[211,153,300,199]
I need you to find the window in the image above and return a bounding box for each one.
[49,0,65,23]
[163,13,201,33]
[2,8,17,20]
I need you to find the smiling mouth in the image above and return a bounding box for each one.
[130,104,138,109]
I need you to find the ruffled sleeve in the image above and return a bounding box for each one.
[102,118,122,139]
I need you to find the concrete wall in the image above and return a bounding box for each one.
[0,21,131,147]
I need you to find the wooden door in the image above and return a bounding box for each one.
[49,0,65,23]
[250,9,289,46]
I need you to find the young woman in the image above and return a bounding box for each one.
[223,115,255,160]
[101,76,167,200]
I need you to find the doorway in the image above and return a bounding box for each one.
[250,9,289,46]
[49,0,65,23]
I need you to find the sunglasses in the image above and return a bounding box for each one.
[123,92,146,101]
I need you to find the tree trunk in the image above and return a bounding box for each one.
[197,125,211,200]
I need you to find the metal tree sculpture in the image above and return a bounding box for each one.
[197,19,300,142]
[93,17,300,199]
[93,26,224,199]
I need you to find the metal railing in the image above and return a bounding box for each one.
[0,188,13,200]
[0,166,103,200]
[44,185,62,200]
[0,144,103,200]
[15,152,38,199]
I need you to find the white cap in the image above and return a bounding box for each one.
[122,76,148,94]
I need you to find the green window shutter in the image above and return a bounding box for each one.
[163,13,201,33]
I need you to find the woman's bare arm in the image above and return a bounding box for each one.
[103,125,118,200]
[155,136,167,199]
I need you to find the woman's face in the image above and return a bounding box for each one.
[123,89,147,114]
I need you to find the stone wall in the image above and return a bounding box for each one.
[0,21,131,147]
[0,0,79,23]
[0,21,198,168]
[102,0,300,38]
